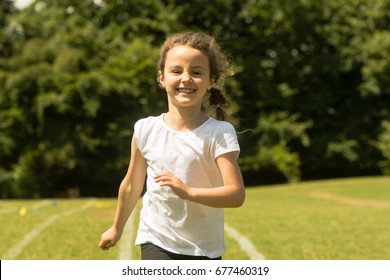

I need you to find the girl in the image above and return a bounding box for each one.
[99,31,245,260]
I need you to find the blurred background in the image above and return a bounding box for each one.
[1,0,389,198]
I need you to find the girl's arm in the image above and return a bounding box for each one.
[155,151,245,208]
[99,135,147,250]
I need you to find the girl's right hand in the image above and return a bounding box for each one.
[99,226,122,251]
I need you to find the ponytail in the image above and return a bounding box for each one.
[208,88,228,121]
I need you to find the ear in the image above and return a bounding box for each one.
[158,71,165,88]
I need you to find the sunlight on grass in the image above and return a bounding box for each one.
[225,176,390,259]
[1,176,389,260]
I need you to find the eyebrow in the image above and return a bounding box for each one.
[192,65,207,70]
[167,65,207,70]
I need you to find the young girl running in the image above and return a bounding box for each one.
[99,31,245,260]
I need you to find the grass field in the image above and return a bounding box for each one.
[1,176,389,260]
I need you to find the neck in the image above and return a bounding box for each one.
[164,105,208,131]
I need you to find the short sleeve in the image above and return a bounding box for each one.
[133,117,149,152]
[133,119,142,150]
[133,116,161,153]
[214,122,240,159]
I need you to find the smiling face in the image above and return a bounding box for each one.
[159,45,213,109]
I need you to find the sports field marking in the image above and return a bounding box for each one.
[2,199,96,260]
[224,223,265,260]
[30,199,51,209]
[311,192,390,209]
[119,210,136,260]
[0,207,18,215]
[0,199,51,215]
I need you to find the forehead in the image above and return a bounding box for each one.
[165,45,209,68]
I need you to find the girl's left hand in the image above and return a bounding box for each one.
[154,171,190,199]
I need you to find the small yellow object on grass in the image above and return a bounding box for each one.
[19,207,27,216]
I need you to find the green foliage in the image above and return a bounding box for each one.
[373,121,390,175]
[0,0,389,197]
[240,112,312,182]
[0,0,170,198]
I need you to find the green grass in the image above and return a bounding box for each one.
[1,176,389,260]
[225,176,390,260]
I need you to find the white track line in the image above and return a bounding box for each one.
[2,199,95,260]
[119,210,136,260]
[0,200,51,215]
[117,213,263,260]
[311,192,390,208]
[224,223,265,260]
[30,200,51,210]
[0,207,18,215]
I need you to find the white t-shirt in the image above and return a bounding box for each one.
[134,114,240,258]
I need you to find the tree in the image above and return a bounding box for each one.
[0,0,179,197]
[171,0,389,182]
[1,0,389,198]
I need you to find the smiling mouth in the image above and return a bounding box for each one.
[176,88,196,94]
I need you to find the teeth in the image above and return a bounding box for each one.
[177,89,195,94]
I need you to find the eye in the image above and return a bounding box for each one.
[192,71,202,76]
[171,69,181,74]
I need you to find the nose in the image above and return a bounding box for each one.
[181,72,193,83]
